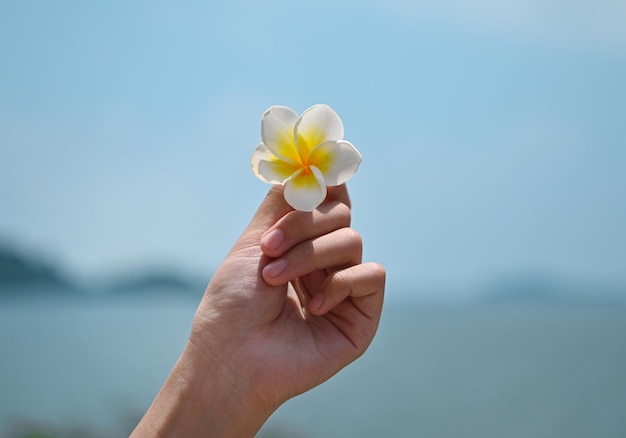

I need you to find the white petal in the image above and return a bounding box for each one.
[309,140,362,186]
[297,104,344,141]
[294,104,344,160]
[261,106,300,165]
[284,166,327,212]
[251,143,298,184]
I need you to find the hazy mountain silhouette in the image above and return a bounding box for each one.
[2,241,623,303]
[106,270,207,295]
[479,271,626,305]
[0,241,207,297]
[0,244,75,293]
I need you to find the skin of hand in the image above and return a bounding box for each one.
[131,184,385,437]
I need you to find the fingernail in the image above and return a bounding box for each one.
[261,229,285,251]
[263,258,287,278]
[309,293,324,313]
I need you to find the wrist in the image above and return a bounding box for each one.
[131,335,274,437]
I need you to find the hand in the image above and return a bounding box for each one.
[131,184,385,437]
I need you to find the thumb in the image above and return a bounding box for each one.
[233,185,293,250]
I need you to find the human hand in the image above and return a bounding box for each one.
[131,184,385,437]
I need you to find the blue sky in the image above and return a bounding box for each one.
[1,1,625,297]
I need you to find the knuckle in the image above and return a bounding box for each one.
[370,262,386,279]
[330,268,350,288]
[318,200,351,227]
[333,201,352,227]
[342,228,363,250]
[297,240,316,261]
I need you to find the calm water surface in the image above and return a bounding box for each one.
[1,293,625,437]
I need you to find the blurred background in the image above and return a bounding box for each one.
[1,1,625,437]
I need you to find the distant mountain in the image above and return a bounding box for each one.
[0,244,75,292]
[0,242,208,297]
[479,272,626,305]
[107,270,207,295]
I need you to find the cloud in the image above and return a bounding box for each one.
[378,0,626,54]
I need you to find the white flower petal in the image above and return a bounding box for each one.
[294,104,344,160]
[251,143,298,184]
[284,165,327,212]
[261,106,300,165]
[309,140,362,186]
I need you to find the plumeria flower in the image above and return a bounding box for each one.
[251,104,362,212]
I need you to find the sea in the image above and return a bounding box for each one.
[1,290,625,438]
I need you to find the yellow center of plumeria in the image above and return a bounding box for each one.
[251,104,362,212]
